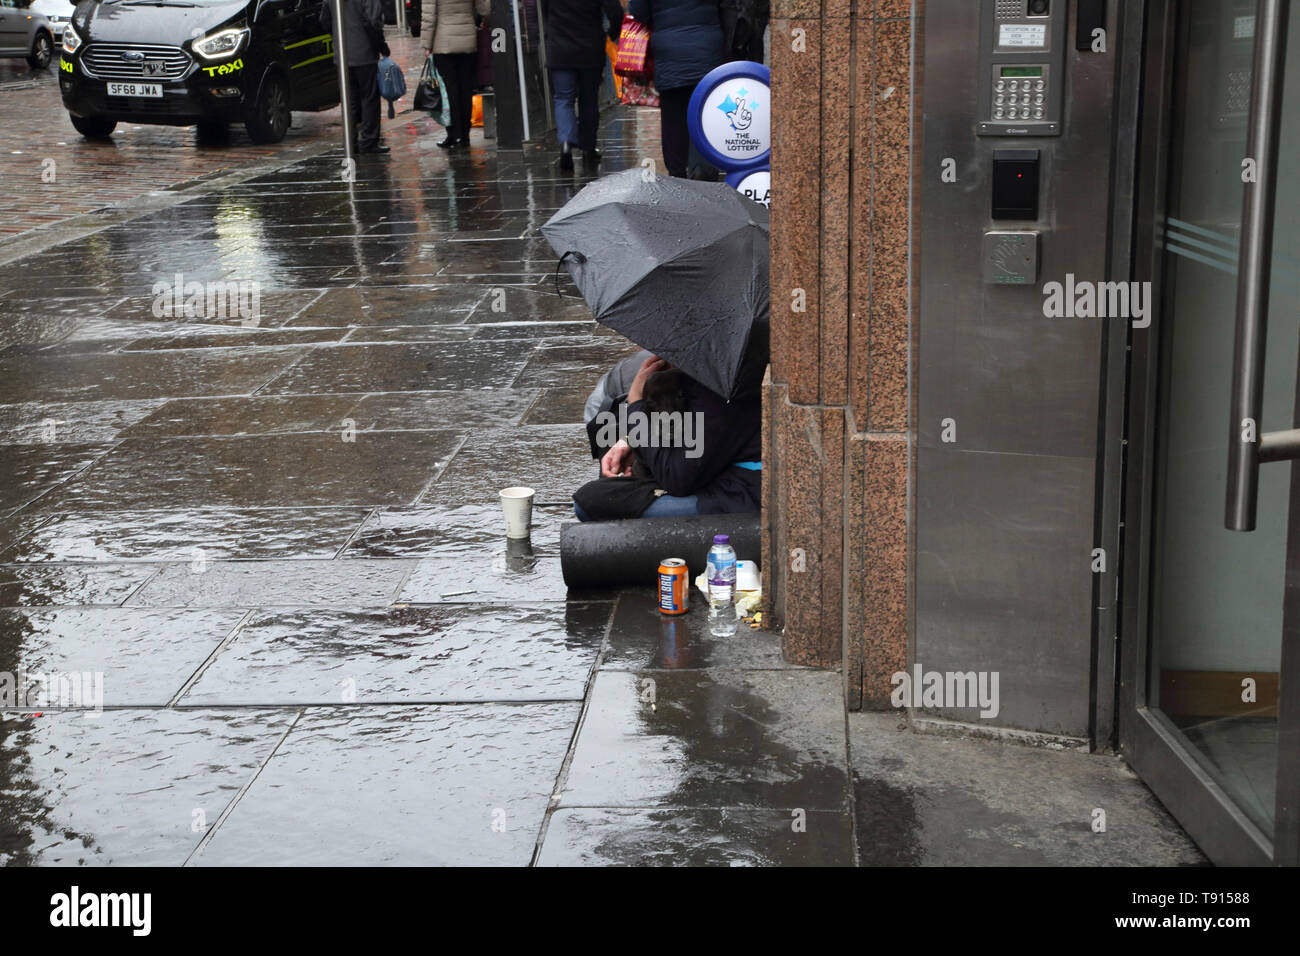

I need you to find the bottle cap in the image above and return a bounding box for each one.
[713,534,730,544]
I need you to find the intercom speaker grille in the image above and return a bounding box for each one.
[996,0,1024,19]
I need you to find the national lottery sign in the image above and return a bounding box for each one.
[725,167,770,208]
[688,61,771,172]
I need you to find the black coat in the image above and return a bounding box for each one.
[627,0,725,91]
[544,0,625,70]
[625,380,761,515]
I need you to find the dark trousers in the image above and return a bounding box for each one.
[346,62,381,150]
[658,85,693,178]
[550,66,603,151]
[434,52,477,141]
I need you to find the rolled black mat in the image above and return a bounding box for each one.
[560,513,762,587]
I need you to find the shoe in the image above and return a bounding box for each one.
[582,149,601,167]
[558,143,574,171]
[357,143,390,154]
[436,136,464,149]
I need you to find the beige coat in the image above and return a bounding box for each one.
[420,0,491,55]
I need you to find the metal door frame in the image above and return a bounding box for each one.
[1117,0,1298,867]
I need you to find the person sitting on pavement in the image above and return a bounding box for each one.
[573,354,761,521]
[322,0,390,154]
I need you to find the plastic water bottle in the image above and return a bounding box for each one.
[706,534,737,636]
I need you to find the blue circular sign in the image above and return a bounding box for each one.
[726,167,770,208]
[687,61,771,172]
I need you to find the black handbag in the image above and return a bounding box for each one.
[413,57,442,113]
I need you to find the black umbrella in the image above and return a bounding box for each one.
[540,169,769,401]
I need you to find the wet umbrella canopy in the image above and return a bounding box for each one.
[540,169,770,400]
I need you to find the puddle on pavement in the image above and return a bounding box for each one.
[180,602,611,706]
[0,508,370,562]
[189,704,578,866]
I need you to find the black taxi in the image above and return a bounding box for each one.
[59,0,340,142]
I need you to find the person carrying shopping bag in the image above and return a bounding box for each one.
[544,0,626,171]
[626,0,726,178]
[420,0,491,149]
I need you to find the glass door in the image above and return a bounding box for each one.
[1122,0,1298,866]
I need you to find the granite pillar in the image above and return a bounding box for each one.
[765,0,918,708]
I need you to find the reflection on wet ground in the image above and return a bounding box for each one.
[0,104,867,867]
[0,99,1202,866]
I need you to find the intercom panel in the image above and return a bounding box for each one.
[977,0,1069,136]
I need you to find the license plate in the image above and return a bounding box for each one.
[106,81,162,98]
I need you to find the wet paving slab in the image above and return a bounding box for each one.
[847,713,1206,866]
[521,387,595,425]
[421,425,596,506]
[0,709,292,866]
[0,508,370,562]
[119,395,365,438]
[344,503,569,558]
[0,564,160,607]
[180,603,611,706]
[0,442,114,516]
[0,400,167,444]
[125,559,415,608]
[32,432,465,511]
[0,607,246,706]
[285,286,486,327]
[342,390,531,432]
[513,341,644,389]
[257,341,533,394]
[0,348,307,404]
[558,669,850,812]
[537,807,855,867]
[191,705,579,866]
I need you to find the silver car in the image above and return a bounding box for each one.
[0,0,55,69]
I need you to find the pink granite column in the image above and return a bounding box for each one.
[765,0,917,706]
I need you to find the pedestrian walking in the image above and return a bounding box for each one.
[421,0,492,149]
[544,0,625,171]
[322,0,390,154]
[626,0,726,178]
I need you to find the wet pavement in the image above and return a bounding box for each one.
[0,32,431,243]
[0,40,1203,865]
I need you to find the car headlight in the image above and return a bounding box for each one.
[61,23,81,54]
[192,27,248,61]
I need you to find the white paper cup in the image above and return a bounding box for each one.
[499,487,535,539]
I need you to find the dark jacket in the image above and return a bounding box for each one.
[626,379,761,514]
[626,0,726,91]
[545,0,625,70]
[719,0,768,61]
[321,0,385,67]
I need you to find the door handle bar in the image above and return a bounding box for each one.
[1226,0,1290,532]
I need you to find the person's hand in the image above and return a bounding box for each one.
[601,439,636,478]
[422,47,431,58]
[627,355,669,403]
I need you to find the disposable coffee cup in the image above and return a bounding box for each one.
[500,487,535,539]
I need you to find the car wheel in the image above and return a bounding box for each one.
[245,71,290,144]
[27,30,53,69]
[70,114,117,139]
